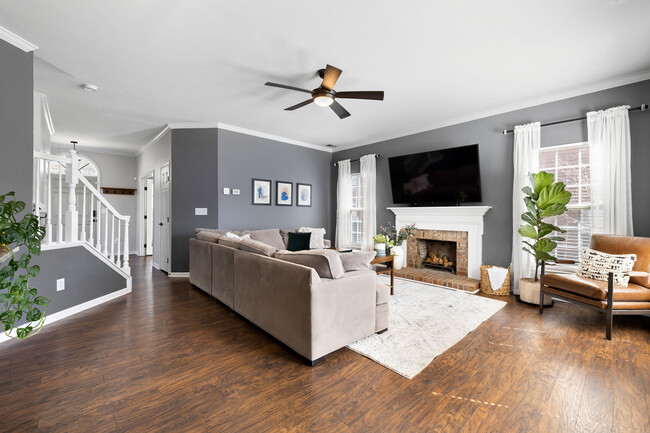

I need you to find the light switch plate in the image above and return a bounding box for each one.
[232,189,240,195]
[56,278,65,291]
[223,187,230,195]
[195,208,208,216]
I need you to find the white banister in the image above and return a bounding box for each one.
[33,152,131,276]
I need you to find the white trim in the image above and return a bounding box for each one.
[0,25,38,52]
[0,286,131,344]
[168,272,190,278]
[137,125,170,156]
[167,122,332,153]
[41,241,131,280]
[137,170,154,257]
[541,141,588,151]
[41,95,55,135]
[152,261,160,269]
[332,72,650,152]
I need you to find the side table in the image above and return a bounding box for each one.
[371,255,395,295]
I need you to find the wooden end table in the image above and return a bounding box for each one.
[371,255,395,295]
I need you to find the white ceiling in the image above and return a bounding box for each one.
[1,0,649,156]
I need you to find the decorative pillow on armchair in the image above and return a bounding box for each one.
[576,248,637,286]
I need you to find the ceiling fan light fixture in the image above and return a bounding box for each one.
[313,94,334,107]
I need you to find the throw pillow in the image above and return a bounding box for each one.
[274,249,345,279]
[225,232,251,240]
[298,227,326,249]
[240,238,276,257]
[249,229,286,251]
[287,232,311,252]
[196,231,222,243]
[340,250,377,272]
[218,237,243,249]
[576,248,637,286]
[280,229,298,249]
[194,228,230,237]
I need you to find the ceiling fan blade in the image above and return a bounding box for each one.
[335,91,384,101]
[330,100,351,119]
[321,65,342,91]
[265,82,312,94]
[284,99,314,111]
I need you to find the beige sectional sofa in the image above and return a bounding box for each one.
[189,228,389,364]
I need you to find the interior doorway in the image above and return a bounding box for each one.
[143,175,154,256]
[159,162,171,273]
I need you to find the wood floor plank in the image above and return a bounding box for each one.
[0,256,648,432]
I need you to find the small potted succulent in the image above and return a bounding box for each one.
[518,172,571,305]
[372,233,393,257]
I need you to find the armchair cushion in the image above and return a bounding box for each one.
[590,234,650,288]
[542,273,650,302]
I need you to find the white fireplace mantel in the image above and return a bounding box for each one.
[388,206,491,279]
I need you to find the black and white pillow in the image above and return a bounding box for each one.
[576,248,637,286]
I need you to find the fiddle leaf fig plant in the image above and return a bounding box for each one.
[0,191,49,339]
[518,172,572,281]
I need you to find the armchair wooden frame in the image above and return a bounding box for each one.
[539,260,650,340]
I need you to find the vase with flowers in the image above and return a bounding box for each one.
[379,222,416,269]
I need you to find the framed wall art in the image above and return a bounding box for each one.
[296,183,312,207]
[276,181,293,206]
[252,178,272,205]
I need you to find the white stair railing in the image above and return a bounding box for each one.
[33,151,131,275]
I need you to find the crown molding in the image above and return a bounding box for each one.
[0,25,38,52]
[137,125,171,156]
[167,122,332,153]
[332,71,650,153]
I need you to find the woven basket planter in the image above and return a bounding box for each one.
[480,265,511,296]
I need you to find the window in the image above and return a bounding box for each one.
[350,173,363,247]
[539,142,591,262]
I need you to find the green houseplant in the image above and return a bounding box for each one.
[0,191,49,338]
[517,172,572,305]
[379,222,416,268]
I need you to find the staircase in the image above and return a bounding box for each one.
[33,150,131,277]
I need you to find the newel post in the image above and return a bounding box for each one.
[122,216,130,275]
[64,147,79,242]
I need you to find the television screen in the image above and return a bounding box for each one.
[388,144,482,205]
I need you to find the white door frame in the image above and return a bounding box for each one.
[137,170,154,257]
[160,162,171,273]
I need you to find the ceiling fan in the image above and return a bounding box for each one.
[265,64,384,119]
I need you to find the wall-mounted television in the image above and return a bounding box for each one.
[388,144,482,205]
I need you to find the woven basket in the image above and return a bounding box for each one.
[480,265,511,296]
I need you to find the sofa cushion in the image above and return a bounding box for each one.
[274,249,345,279]
[340,250,377,272]
[280,229,297,248]
[240,238,276,257]
[195,228,230,236]
[249,229,285,251]
[287,232,311,252]
[196,231,222,243]
[376,282,390,305]
[218,237,243,249]
[298,227,326,249]
[576,248,636,286]
[542,273,650,301]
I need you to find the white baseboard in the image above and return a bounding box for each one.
[152,262,160,269]
[168,272,190,278]
[0,285,131,344]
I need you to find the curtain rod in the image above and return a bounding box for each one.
[333,153,380,166]
[502,104,648,135]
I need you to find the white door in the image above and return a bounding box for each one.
[144,177,154,256]
[160,163,171,272]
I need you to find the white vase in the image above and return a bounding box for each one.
[519,278,553,306]
[391,244,404,269]
[374,243,386,257]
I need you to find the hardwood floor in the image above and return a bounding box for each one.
[1,256,648,432]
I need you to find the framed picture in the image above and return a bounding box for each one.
[296,183,312,207]
[252,179,271,205]
[276,181,293,206]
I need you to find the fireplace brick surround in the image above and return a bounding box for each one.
[407,229,469,276]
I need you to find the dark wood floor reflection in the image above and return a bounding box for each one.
[0,256,648,432]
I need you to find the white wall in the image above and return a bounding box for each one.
[52,147,138,252]
[136,129,171,268]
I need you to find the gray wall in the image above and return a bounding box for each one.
[218,129,331,231]
[171,128,219,273]
[31,247,128,316]
[0,39,33,206]
[331,79,650,267]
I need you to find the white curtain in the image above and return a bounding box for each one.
[511,122,540,294]
[335,159,352,249]
[587,105,633,236]
[360,155,377,251]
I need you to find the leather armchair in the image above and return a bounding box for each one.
[539,234,650,340]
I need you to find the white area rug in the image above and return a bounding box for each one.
[347,276,507,379]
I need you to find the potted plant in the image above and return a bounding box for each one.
[517,172,571,305]
[379,223,416,269]
[0,191,49,339]
[372,233,393,257]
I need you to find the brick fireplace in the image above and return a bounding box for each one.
[407,229,468,276]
